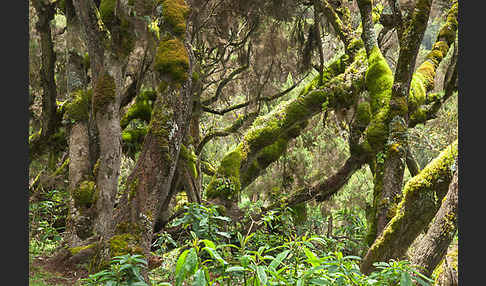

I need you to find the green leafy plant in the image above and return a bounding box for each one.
[80,254,149,286]
[171,203,232,242]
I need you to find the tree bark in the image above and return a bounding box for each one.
[410,166,458,277]
[360,141,457,275]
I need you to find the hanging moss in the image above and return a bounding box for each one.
[93,72,116,115]
[154,37,189,83]
[161,0,189,37]
[64,89,93,122]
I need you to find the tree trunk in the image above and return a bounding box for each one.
[360,141,457,275]
[64,0,95,247]
[433,244,458,286]
[410,166,458,277]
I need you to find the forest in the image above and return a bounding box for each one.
[28,0,459,285]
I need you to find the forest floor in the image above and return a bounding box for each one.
[29,254,88,286]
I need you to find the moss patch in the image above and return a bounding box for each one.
[69,243,96,256]
[154,38,189,83]
[64,89,92,122]
[73,180,97,209]
[93,72,116,115]
[109,233,143,257]
[365,46,393,114]
[161,0,189,37]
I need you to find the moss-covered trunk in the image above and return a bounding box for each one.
[64,0,96,247]
[360,141,457,275]
[357,0,457,247]
[410,166,458,277]
[105,0,193,279]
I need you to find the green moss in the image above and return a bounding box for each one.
[64,89,92,122]
[437,2,458,44]
[161,0,189,37]
[115,221,143,235]
[122,126,148,143]
[109,233,143,257]
[154,38,189,83]
[356,101,371,128]
[121,90,156,129]
[365,46,393,114]
[365,141,458,264]
[256,137,288,167]
[73,180,97,208]
[179,144,198,178]
[365,113,389,150]
[69,243,96,256]
[206,147,243,200]
[93,72,116,114]
[99,0,117,28]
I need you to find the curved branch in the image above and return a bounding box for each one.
[278,154,368,208]
[201,74,308,116]
[201,43,251,106]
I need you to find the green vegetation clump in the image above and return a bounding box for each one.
[109,233,143,257]
[64,89,92,122]
[99,0,117,28]
[154,38,189,83]
[121,90,156,129]
[73,180,97,208]
[364,46,393,114]
[161,0,189,37]
[93,72,116,114]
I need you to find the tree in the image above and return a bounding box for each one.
[29,0,459,283]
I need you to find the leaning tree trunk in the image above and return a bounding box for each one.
[360,141,457,275]
[410,164,458,278]
[433,244,458,286]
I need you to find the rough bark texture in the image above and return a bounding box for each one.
[411,167,458,277]
[360,141,457,275]
[433,244,458,286]
[107,1,194,279]
[64,0,94,247]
